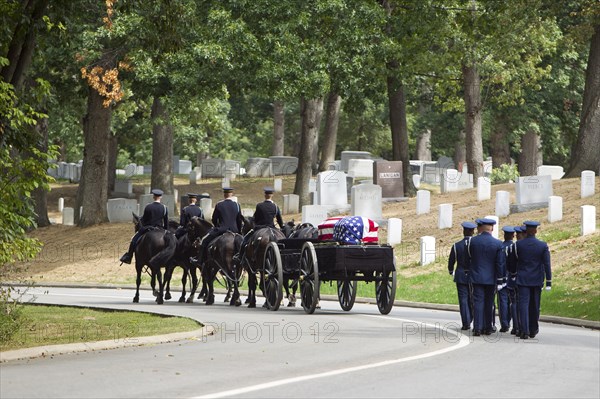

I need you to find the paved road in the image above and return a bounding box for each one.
[1,286,599,398]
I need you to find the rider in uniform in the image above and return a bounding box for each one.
[193,187,243,266]
[235,187,284,264]
[175,193,204,238]
[508,220,552,339]
[120,189,169,264]
[448,221,476,330]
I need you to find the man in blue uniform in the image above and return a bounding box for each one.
[120,189,169,264]
[464,218,505,336]
[194,188,243,266]
[506,225,525,335]
[497,226,515,332]
[175,193,204,238]
[508,220,552,339]
[448,221,477,330]
[235,187,284,264]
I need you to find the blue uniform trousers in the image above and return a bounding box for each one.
[497,288,511,329]
[518,286,541,336]
[472,284,495,332]
[508,287,520,333]
[456,282,472,328]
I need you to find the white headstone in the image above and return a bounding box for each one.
[124,163,137,178]
[416,190,430,215]
[200,198,213,220]
[242,208,254,217]
[341,151,372,172]
[515,175,553,205]
[581,170,596,198]
[495,191,510,217]
[548,196,563,223]
[58,198,64,213]
[144,186,151,194]
[440,169,459,193]
[347,159,374,178]
[269,156,298,175]
[222,177,230,189]
[62,207,74,226]
[537,165,564,180]
[189,170,201,185]
[484,215,500,240]
[581,205,596,236]
[114,180,133,194]
[139,194,175,216]
[456,173,474,191]
[202,159,225,178]
[246,157,273,177]
[309,178,317,193]
[438,204,453,229]
[302,205,329,226]
[317,170,348,208]
[273,178,283,192]
[420,236,436,266]
[351,183,382,220]
[283,194,300,214]
[178,160,192,175]
[107,199,138,223]
[387,218,402,246]
[225,160,241,177]
[412,174,421,189]
[477,177,491,201]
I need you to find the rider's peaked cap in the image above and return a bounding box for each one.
[151,189,164,196]
[263,187,275,194]
[222,187,234,193]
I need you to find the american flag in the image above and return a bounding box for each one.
[332,216,379,244]
[317,217,343,240]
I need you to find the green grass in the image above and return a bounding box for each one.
[0,304,201,352]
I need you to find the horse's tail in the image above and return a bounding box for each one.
[149,231,177,268]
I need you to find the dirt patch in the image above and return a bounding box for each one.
[10,174,600,285]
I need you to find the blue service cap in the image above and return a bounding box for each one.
[513,226,523,233]
[461,221,477,229]
[263,187,274,194]
[475,218,483,225]
[151,189,164,196]
[502,226,515,233]
[222,187,234,193]
[523,220,540,227]
[479,217,497,225]
[187,193,198,198]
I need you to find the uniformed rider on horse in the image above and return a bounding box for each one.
[175,193,204,239]
[234,187,284,265]
[120,188,169,264]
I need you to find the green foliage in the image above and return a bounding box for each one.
[0,287,26,344]
[489,164,520,184]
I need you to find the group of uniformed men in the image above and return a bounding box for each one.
[120,186,283,268]
[448,218,552,339]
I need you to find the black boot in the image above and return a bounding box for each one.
[120,252,132,264]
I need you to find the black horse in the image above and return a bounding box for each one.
[131,213,177,304]
[188,217,243,306]
[240,216,286,308]
[163,220,200,303]
[282,222,318,307]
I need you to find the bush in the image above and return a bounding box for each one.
[489,164,519,184]
[0,288,26,344]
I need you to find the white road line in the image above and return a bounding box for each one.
[194,314,470,399]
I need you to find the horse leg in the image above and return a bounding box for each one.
[163,266,173,301]
[247,273,257,308]
[186,266,198,304]
[179,268,187,303]
[205,266,215,305]
[133,264,142,303]
[151,272,158,297]
[155,269,164,304]
[224,277,232,303]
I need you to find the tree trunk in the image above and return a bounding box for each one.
[518,130,542,176]
[462,63,484,185]
[151,97,174,195]
[319,91,341,172]
[107,134,118,193]
[76,87,111,227]
[32,113,50,227]
[271,100,285,156]
[454,129,467,172]
[416,128,432,161]
[294,97,323,206]
[490,112,511,168]
[386,73,415,197]
[567,23,600,176]
[311,100,324,173]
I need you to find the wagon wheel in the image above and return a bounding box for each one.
[263,242,283,311]
[299,242,320,314]
[337,280,357,311]
[375,262,397,315]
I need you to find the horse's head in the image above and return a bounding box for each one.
[167,219,180,233]
[282,219,296,237]
[188,216,212,241]
[242,216,255,235]
[132,212,141,232]
[290,222,317,239]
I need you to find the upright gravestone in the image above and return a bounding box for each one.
[114,180,133,195]
[58,198,64,213]
[438,204,453,229]
[581,205,596,236]
[302,205,329,226]
[351,183,382,221]
[495,191,510,217]
[222,177,230,189]
[484,215,500,240]
[246,157,273,177]
[202,159,225,178]
[348,159,374,178]
[273,178,283,193]
[178,160,192,175]
[200,197,213,220]
[124,163,137,178]
[387,218,402,246]
[373,160,404,199]
[139,194,176,216]
[511,175,553,213]
[477,177,491,201]
[456,172,474,191]
[537,165,564,180]
[172,155,180,174]
[420,236,436,266]
[317,170,348,208]
[440,169,459,193]
[412,174,421,189]
[62,207,74,226]
[269,156,298,175]
[548,196,563,223]
[189,169,201,185]
[283,194,299,214]
[340,151,372,172]
[581,170,596,198]
[309,178,317,193]
[107,199,138,223]
[416,190,431,215]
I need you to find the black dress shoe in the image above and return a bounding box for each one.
[461,326,470,331]
[510,329,517,335]
[483,330,493,335]
[519,333,529,339]
[500,327,509,333]
[472,330,481,336]
[529,334,536,339]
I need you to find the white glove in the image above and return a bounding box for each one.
[497,284,504,291]
[545,286,552,291]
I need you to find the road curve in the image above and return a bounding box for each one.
[1,286,598,398]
